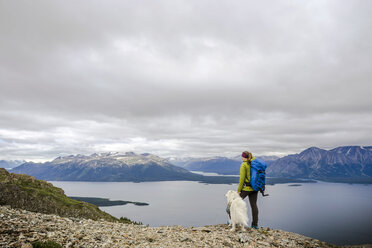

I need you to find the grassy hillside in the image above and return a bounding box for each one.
[0,168,135,224]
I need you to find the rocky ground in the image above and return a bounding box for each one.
[0,205,359,248]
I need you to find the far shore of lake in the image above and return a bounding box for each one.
[68,196,149,207]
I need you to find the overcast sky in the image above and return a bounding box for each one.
[0,0,371,161]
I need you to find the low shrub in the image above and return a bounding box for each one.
[32,240,62,248]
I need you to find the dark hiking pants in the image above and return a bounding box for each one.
[240,190,259,227]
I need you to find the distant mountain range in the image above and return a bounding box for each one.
[9,152,239,184]
[169,156,239,174]
[0,160,26,169]
[11,152,201,181]
[168,155,279,175]
[168,146,372,183]
[7,146,372,184]
[266,146,372,183]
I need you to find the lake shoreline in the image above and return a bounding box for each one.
[68,196,149,207]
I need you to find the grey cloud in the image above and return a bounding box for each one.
[0,0,371,160]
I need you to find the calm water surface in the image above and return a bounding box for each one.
[51,180,372,245]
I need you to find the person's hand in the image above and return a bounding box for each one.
[237,191,241,196]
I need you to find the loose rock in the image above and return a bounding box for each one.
[0,205,337,248]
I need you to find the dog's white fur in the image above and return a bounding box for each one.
[225,190,249,231]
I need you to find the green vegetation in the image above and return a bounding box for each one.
[119,216,143,225]
[69,196,149,207]
[0,168,139,224]
[32,240,62,248]
[258,228,269,235]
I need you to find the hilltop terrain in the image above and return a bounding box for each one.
[0,205,338,248]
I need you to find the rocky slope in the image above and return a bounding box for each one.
[0,205,338,248]
[0,168,127,223]
[267,146,372,183]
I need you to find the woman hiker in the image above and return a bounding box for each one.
[227,151,259,229]
[239,151,259,229]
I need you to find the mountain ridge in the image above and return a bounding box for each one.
[169,155,279,175]
[10,152,201,182]
[9,152,243,184]
[267,146,372,182]
[7,146,372,184]
[0,159,26,169]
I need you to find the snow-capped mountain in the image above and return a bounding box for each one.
[11,152,203,182]
[267,146,372,181]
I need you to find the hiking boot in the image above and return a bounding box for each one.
[251,225,259,229]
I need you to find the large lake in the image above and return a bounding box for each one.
[51,178,372,246]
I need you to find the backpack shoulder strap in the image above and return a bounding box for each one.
[243,161,251,187]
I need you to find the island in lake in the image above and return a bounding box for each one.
[68,197,149,207]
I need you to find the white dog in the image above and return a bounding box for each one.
[225,190,249,231]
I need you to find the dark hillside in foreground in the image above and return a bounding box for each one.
[0,168,134,223]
